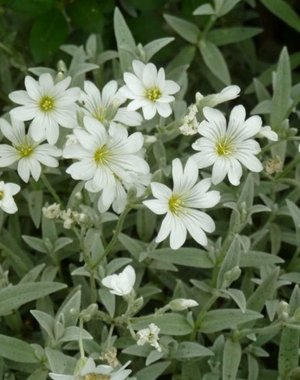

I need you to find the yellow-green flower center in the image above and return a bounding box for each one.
[39,96,55,112]
[0,190,4,200]
[17,144,34,158]
[168,194,183,215]
[94,145,110,165]
[146,87,161,102]
[84,374,111,380]
[216,138,233,156]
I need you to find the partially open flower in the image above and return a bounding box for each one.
[102,265,136,296]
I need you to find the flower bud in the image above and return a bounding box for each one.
[223,266,241,288]
[169,298,199,311]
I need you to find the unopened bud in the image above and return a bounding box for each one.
[80,303,99,322]
[223,266,241,287]
[169,298,199,311]
[57,60,67,74]
[75,191,83,201]
[277,300,290,316]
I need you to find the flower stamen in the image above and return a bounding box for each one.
[216,139,233,156]
[17,144,34,158]
[146,87,161,102]
[94,145,110,165]
[39,96,55,112]
[0,191,4,200]
[168,194,183,215]
[84,375,111,380]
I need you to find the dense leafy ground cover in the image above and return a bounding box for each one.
[1,1,300,379]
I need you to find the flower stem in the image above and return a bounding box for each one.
[78,318,85,359]
[41,174,62,205]
[92,205,131,268]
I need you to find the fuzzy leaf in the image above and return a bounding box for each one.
[114,7,136,71]
[222,339,242,380]
[247,268,279,312]
[198,309,263,333]
[271,47,293,129]
[199,39,231,85]
[148,248,214,268]
[260,0,300,33]
[174,342,213,359]
[136,361,171,380]
[0,282,66,316]
[144,37,174,61]
[164,14,200,44]
[207,27,262,46]
[0,334,38,363]
[132,313,193,336]
[279,327,300,378]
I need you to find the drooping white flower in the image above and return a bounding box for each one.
[169,298,199,311]
[136,323,161,352]
[143,158,220,250]
[63,117,150,213]
[120,60,180,120]
[257,125,278,141]
[49,357,131,380]
[102,265,136,296]
[0,118,61,182]
[81,80,142,127]
[196,85,240,107]
[9,74,80,145]
[0,181,20,214]
[192,105,263,186]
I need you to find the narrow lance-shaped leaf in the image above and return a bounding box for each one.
[217,236,241,289]
[215,0,241,17]
[174,342,213,359]
[199,39,231,85]
[193,4,215,16]
[270,47,293,130]
[279,327,299,378]
[144,37,174,61]
[0,282,66,316]
[0,334,39,363]
[286,199,300,247]
[164,14,200,44]
[198,309,263,333]
[260,0,300,33]
[207,27,262,46]
[247,268,279,313]
[222,339,242,380]
[113,7,136,72]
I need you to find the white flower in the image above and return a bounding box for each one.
[9,74,80,145]
[0,118,61,182]
[257,125,278,141]
[63,117,150,213]
[143,158,220,250]
[81,80,142,127]
[42,203,61,219]
[102,265,136,296]
[120,60,180,120]
[197,85,240,107]
[49,357,131,380]
[0,181,20,214]
[137,323,161,352]
[192,105,263,186]
[169,298,199,311]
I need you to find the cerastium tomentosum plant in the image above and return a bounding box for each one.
[1,4,300,380]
